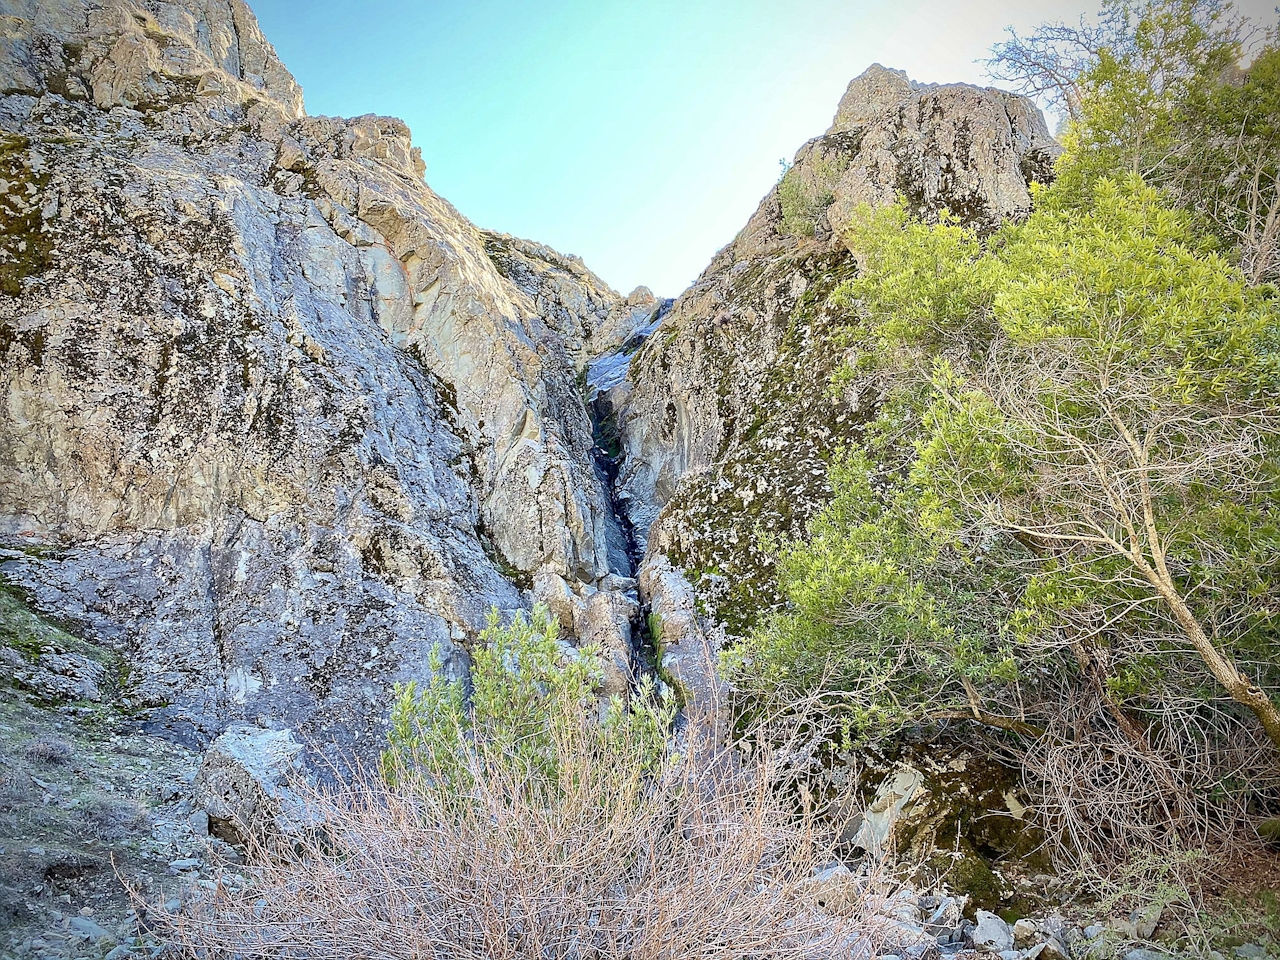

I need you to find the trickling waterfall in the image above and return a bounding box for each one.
[584,301,673,688]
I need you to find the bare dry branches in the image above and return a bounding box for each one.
[156,716,886,960]
[932,331,1280,754]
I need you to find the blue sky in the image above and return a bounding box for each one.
[250,0,1278,297]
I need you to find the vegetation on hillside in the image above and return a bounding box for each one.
[729,0,1280,906]
[381,604,673,790]
[166,610,877,960]
[778,154,850,238]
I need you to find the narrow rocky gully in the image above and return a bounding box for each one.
[585,305,672,695]
[4,1,1279,958]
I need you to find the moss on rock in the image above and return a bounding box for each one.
[0,134,54,297]
[0,582,123,693]
[655,249,870,636]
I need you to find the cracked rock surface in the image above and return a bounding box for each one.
[0,0,648,757]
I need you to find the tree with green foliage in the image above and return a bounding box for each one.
[987,0,1245,159]
[913,178,1280,752]
[730,172,1280,888]
[989,0,1280,283]
[722,447,1031,742]
[737,173,1280,752]
[1170,40,1280,283]
[727,0,1280,898]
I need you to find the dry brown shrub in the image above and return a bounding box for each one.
[77,795,152,842]
[24,736,72,765]
[1019,693,1280,902]
[158,712,888,960]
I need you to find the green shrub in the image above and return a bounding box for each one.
[381,604,674,794]
[722,448,1025,743]
[740,170,1280,888]
[778,156,847,238]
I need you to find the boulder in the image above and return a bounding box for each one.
[1129,903,1163,940]
[852,765,926,857]
[803,862,861,913]
[1,644,107,702]
[972,910,1014,953]
[824,65,1061,234]
[575,585,640,699]
[192,725,311,846]
[68,915,113,943]
[1257,816,1280,845]
[1026,935,1072,960]
[1013,918,1039,946]
[638,554,727,725]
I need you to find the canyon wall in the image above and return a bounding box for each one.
[0,0,657,753]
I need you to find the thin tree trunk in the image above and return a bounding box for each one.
[1069,636,1151,751]
[1140,562,1280,753]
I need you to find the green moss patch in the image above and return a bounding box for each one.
[656,249,870,636]
[0,583,120,678]
[0,134,54,296]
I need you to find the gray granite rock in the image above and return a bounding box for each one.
[0,0,644,760]
[191,724,310,845]
[972,911,1015,953]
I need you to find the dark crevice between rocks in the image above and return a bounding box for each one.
[590,391,640,577]
[587,375,661,693]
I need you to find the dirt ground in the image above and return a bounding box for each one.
[0,587,221,959]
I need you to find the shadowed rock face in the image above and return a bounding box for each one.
[611,65,1059,700]
[0,0,651,756]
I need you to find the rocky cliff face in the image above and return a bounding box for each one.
[0,0,654,754]
[612,65,1058,696]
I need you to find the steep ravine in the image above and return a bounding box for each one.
[0,0,666,758]
[609,66,1061,709]
[583,303,673,693]
[587,65,1071,889]
[585,299,672,577]
[0,7,1116,956]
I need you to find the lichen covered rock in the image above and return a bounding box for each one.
[0,0,643,758]
[192,724,310,845]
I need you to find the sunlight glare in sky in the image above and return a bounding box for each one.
[250,0,1279,296]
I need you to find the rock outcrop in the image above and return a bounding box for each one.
[0,2,1059,766]
[613,65,1059,653]
[482,232,660,370]
[192,724,310,845]
[0,0,647,755]
[821,63,1059,233]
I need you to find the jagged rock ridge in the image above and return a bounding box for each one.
[611,64,1059,699]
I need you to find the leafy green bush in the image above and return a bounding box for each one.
[778,155,848,238]
[382,604,674,793]
[736,165,1280,885]
[988,0,1278,283]
[722,449,1024,743]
